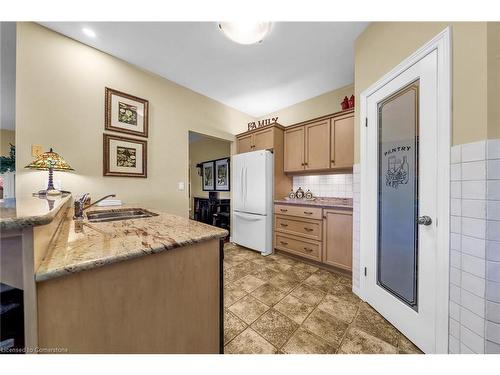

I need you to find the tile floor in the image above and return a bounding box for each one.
[223,243,422,354]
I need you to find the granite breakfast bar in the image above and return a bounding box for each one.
[1,196,227,354]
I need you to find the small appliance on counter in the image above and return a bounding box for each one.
[232,150,273,255]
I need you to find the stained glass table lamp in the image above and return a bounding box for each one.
[25,148,74,196]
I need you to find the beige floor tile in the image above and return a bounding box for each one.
[281,267,314,282]
[224,328,278,354]
[398,334,423,354]
[251,283,288,306]
[224,309,247,344]
[269,253,298,266]
[353,303,399,347]
[224,265,247,284]
[232,274,266,293]
[223,243,413,355]
[292,262,319,274]
[274,294,315,324]
[291,283,326,306]
[302,308,348,347]
[317,294,360,323]
[228,294,270,324]
[269,272,300,292]
[251,309,299,348]
[266,261,292,273]
[338,327,398,354]
[251,266,281,281]
[303,272,338,293]
[282,327,336,354]
[224,286,247,307]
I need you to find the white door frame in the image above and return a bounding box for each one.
[359,27,451,354]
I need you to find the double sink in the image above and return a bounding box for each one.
[86,208,158,223]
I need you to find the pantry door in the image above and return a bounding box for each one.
[360,29,451,354]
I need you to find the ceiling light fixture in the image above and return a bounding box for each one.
[218,22,272,45]
[82,27,96,38]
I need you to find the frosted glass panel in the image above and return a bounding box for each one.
[377,82,419,310]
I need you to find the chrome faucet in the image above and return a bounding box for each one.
[74,193,116,220]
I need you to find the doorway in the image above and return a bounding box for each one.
[359,28,451,353]
[188,131,232,235]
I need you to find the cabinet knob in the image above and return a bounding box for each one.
[304,211,313,215]
[303,247,313,252]
[304,227,313,232]
[280,241,289,245]
[331,160,335,163]
[280,208,288,212]
[280,223,289,227]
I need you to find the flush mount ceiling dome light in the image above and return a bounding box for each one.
[218,22,272,45]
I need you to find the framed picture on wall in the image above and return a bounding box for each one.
[103,134,147,178]
[215,158,230,191]
[105,87,149,137]
[202,161,215,191]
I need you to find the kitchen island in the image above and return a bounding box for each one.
[1,197,227,354]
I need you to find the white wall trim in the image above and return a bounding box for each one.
[359,27,452,354]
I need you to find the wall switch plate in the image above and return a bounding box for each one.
[178,182,185,191]
[31,144,43,157]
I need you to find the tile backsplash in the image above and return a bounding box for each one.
[292,174,353,198]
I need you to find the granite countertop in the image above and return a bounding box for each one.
[274,197,353,209]
[0,194,72,230]
[35,205,228,282]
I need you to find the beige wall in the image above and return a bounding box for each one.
[189,136,231,216]
[259,84,354,126]
[488,22,500,139]
[16,23,253,216]
[355,22,490,162]
[0,129,15,156]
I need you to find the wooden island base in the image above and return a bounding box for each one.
[37,238,221,354]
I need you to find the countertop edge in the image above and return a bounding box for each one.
[0,195,72,231]
[35,229,228,282]
[274,200,353,210]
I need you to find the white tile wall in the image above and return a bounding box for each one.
[486,140,500,351]
[449,139,500,353]
[292,173,353,198]
[352,164,360,295]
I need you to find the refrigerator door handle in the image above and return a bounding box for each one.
[244,167,248,206]
[234,211,262,221]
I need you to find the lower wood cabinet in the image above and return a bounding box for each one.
[274,204,353,272]
[322,209,353,271]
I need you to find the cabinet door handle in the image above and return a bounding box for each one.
[304,227,313,232]
[331,159,335,163]
[304,211,313,215]
[301,163,305,166]
[280,208,288,212]
[304,162,309,166]
[280,223,289,227]
[280,241,289,245]
[303,247,313,252]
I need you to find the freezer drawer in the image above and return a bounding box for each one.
[232,211,272,255]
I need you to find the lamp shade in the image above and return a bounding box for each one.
[25,148,74,171]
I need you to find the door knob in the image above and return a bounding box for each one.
[417,216,432,226]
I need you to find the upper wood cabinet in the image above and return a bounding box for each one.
[305,119,330,170]
[284,109,354,173]
[322,209,353,271]
[330,112,354,169]
[236,133,253,154]
[284,126,305,172]
[253,128,274,151]
[235,124,292,199]
[236,127,274,153]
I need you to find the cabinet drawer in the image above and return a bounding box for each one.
[275,233,321,261]
[274,204,322,220]
[274,215,322,241]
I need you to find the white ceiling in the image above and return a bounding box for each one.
[40,22,369,118]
